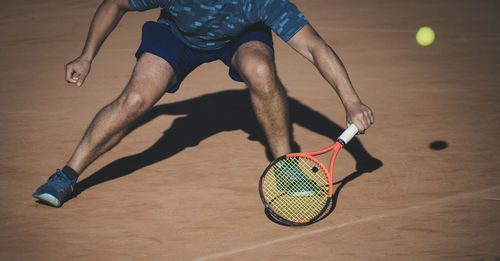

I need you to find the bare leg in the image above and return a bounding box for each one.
[66,53,177,174]
[232,41,291,158]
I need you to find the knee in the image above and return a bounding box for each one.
[235,42,277,84]
[120,91,148,117]
[235,52,282,97]
[246,61,285,99]
[246,63,285,99]
[239,57,276,84]
[245,60,275,84]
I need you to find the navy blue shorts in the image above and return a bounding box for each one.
[135,21,274,93]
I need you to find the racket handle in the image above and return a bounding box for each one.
[337,124,359,146]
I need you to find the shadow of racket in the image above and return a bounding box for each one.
[264,169,367,226]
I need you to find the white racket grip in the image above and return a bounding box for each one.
[337,124,358,145]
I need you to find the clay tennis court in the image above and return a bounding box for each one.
[1,0,499,260]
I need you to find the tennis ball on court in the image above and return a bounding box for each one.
[416,26,435,47]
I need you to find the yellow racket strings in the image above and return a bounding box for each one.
[262,157,329,223]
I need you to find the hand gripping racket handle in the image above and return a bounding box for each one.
[337,124,358,146]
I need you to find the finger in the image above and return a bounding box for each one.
[363,113,371,130]
[356,122,365,134]
[65,67,72,83]
[358,117,369,134]
[360,125,367,134]
[351,120,365,135]
[365,110,374,125]
[360,111,373,131]
[65,66,78,83]
[76,72,87,87]
[71,72,80,83]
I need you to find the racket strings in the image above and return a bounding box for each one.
[261,156,329,223]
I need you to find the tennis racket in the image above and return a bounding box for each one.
[259,124,358,226]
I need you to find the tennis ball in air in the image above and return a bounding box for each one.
[416,26,435,47]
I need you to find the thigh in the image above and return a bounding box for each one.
[136,21,218,93]
[219,23,274,82]
[121,52,177,106]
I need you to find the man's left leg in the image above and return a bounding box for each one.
[232,41,317,196]
[231,41,291,159]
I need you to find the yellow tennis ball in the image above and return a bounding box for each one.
[416,26,435,47]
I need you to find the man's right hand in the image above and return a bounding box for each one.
[65,56,91,87]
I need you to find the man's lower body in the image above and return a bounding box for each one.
[33,21,292,207]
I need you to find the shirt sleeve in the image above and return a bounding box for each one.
[247,0,309,42]
[128,0,168,11]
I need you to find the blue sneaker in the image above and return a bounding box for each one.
[32,169,76,207]
[274,158,317,197]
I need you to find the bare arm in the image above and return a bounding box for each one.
[65,0,134,86]
[287,24,374,133]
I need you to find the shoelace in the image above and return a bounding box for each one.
[49,170,72,192]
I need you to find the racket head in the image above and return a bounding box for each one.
[259,154,332,226]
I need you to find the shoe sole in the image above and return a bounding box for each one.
[33,193,61,207]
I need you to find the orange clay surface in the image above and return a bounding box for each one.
[1,0,499,260]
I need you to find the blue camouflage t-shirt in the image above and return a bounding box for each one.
[128,0,308,50]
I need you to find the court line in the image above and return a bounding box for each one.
[194,185,500,261]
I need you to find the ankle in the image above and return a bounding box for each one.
[62,165,79,181]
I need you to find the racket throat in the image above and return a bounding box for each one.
[336,138,346,147]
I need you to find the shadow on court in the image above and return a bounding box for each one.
[71,89,382,206]
[264,169,368,226]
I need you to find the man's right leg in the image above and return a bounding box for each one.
[67,53,177,174]
[33,53,177,207]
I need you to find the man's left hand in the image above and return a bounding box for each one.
[345,102,374,134]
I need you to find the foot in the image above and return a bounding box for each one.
[32,169,77,207]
